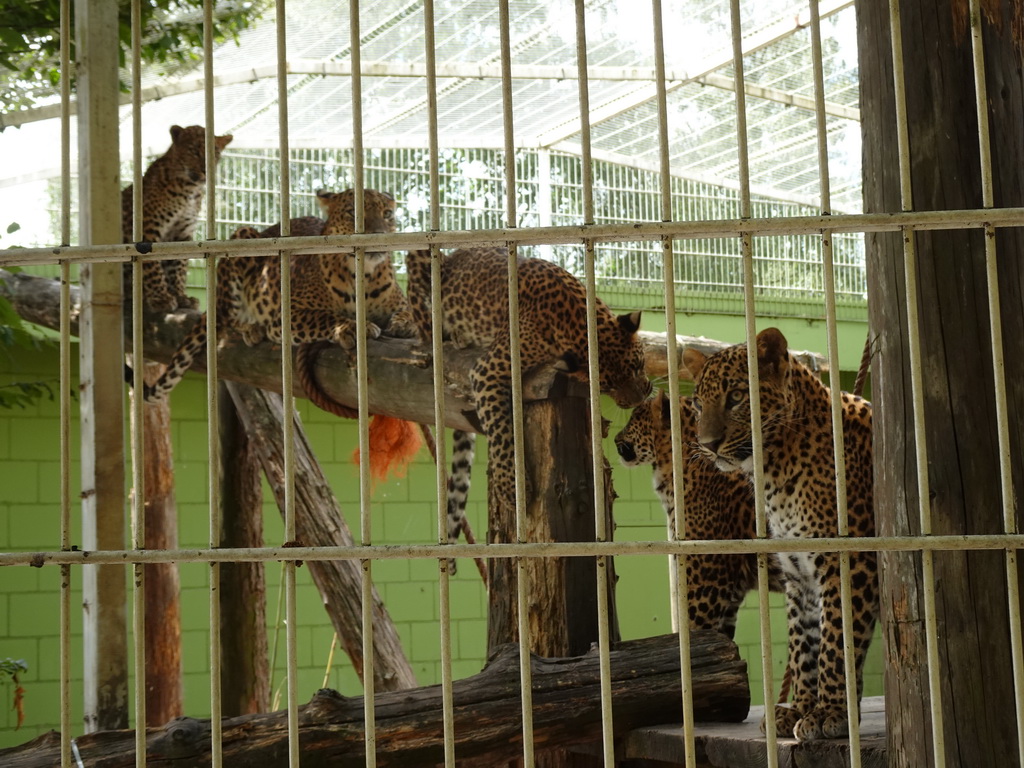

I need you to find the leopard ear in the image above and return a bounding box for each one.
[683,347,707,379]
[215,134,234,151]
[617,310,642,334]
[756,327,789,381]
[170,125,185,142]
[316,190,334,211]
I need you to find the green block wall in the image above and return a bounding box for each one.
[0,314,881,749]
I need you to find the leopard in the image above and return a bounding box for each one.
[613,389,786,639]
[404,245,652,563]
[684,327,877,743]
[122,125,233,311]
[144,188,415,402]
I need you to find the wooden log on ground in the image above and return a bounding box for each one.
[0,632,749,767]
[225,382,417,692]
[0,269,827,434]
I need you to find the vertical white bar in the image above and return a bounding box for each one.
[272,0,299,765]
[806,2,861,762]
[128,2,147,763]
[497,1,534,763]
[200,2,224,764]
[349,4,376,766]
[967,2,1024,760]
[422,1,456,764]
[572,2,615,763]
[887,3,946,764]
[59,4,73,765]
[728,2,778,764]
[650,1,696,764]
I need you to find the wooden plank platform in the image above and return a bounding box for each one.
[577,696,886,767]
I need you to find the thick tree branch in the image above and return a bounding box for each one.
[0,269,826,432]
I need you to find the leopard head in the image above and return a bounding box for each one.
[316,188,397,236]
[684,327,792,474]
[167,125,233,185]
[597,310,651,408]
[614,391,662,466]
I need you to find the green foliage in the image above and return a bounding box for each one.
[0,659,27,679]
[0,0,268,112]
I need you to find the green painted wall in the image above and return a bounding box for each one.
[0,311,880,749]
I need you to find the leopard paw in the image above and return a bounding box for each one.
[761,704,802,739]
[385,311,418,339]
[177,295,200,310]
[794,705,849,742]
[144,293,178,312]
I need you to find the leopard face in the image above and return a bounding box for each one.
[684,334,794,474]
[316,188,396,274]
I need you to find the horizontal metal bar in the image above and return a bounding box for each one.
[4,206,1024,268]
[5,532,1024,568]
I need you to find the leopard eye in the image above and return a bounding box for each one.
[725,389,745,408]
[692,396,703,414]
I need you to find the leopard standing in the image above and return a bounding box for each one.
[684,327,877,742]
[145,188,413,401]
[404,246,652,553]
[613,390,785,638]
[122,125,233,311]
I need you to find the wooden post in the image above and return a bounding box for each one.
[218,382,270,715]
[75,0,127,733]
[858,1,1024,765]
[140,362,184,725]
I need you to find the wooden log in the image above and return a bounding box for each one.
[218,382,270,715]
[0,633,749,767]
[0,269,826,434]
[225,382,417,692]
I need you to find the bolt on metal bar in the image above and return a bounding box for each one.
[967,2,1024,761]
[129,2,148,762]
[729,0,778,761]
[807,0,861,761]
[59,3,72,764]
[273,0,300,763]
[650,0,697,762]
[887,2,946,764]
[422,1,456,764]
[349,3,377,765]
[572,2,616,763]
[497,0,535,762]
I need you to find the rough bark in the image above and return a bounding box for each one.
[0,269,825,434]
[858,1,1024,766]
[218,382,270,716]
[225,382,418,692]
[138,362,184,726]
[0,633,749,767]
[487,383,619,660]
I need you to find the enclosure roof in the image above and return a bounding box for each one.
[2,0,861,211]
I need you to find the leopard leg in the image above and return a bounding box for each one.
[763,567,820,738]
[164,259,198,309]
[140,261,178,312]
[794,550,879,742]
